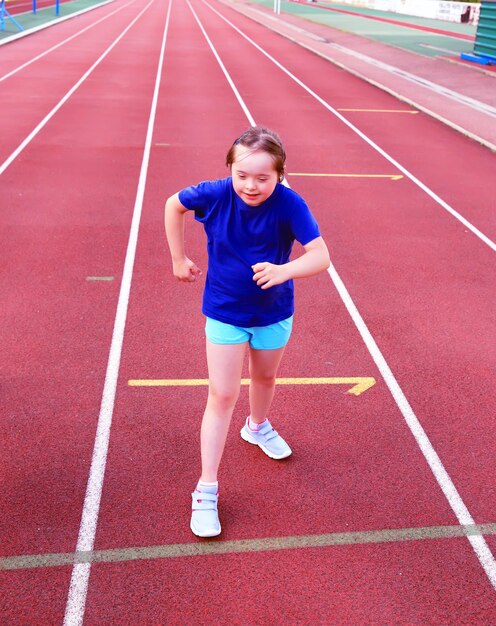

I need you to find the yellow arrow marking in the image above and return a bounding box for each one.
[337,108,418,114]
[128,377,376,396]
[288,173,403,181]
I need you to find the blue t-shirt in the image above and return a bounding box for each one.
[178,177,320,327]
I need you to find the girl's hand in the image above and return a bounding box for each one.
[252,262,289,290]
[173,257,202,283]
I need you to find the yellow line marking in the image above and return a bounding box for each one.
[288,173,403,181]
[128,377,376,396]
[337,108,418,114]
[2,522,496,571]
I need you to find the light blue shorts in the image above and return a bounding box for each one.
[205,316,293,350]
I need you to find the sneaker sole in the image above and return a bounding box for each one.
[190,519,221,538]
[240,427,292,460]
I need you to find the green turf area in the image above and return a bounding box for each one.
[0,0,112,41]
[314,1,476,34]
[245,0,476,58]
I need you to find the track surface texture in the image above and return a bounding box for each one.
[1,0,495,623]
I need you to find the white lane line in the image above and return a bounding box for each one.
[193,0,496,589]
[0,0,155,178]
[0,0,116,46]
[417,43,461,56]
[0,0,139,83]
[327,260,496,588]
[328,43,496,120]
[187,0,255,126]
[62,1,172,625]
[204,0,496,255]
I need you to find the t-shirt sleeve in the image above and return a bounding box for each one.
[285,190,321,246]
[178,179,226,223]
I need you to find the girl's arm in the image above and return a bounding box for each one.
[164,193,202,282]
[252,236,330,290]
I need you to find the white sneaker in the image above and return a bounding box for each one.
[240,417,292,460]
[190,490,221,537]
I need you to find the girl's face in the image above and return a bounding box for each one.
[231,146,279,206]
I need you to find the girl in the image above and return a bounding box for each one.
[165,127,330,537]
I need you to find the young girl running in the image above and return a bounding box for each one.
[165,127,330,537]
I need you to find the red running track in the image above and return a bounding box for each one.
[0,0,495,623]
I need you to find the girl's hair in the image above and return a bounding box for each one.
[226,126,286,182]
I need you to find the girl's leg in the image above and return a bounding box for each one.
[200,339,247,482]
[248,346,286,424]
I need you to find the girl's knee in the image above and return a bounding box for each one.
[207,385,240,412]
[250,371,277,388]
